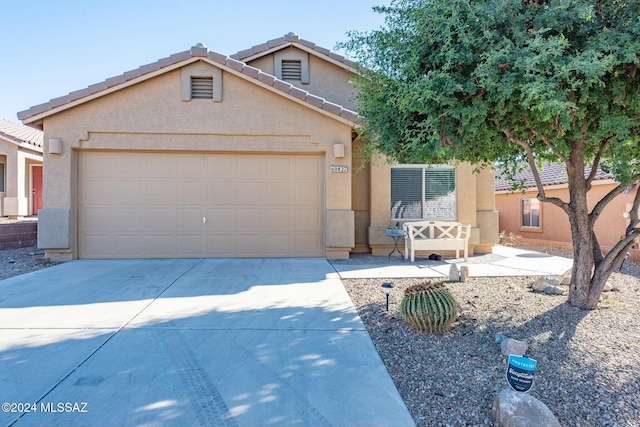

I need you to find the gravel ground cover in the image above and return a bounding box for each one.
[0,245,57,281]
[2,244,639,426]
[342,244,640,427]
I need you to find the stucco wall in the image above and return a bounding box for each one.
[0,139,42,218]
[39,60,355,260]
[368,158,498,256]
[246,47,358,111]
[496,182,638,255]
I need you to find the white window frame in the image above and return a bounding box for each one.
[390,164,457,220]
[521,198,541,229]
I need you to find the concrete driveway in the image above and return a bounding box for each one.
[0,259,414,427]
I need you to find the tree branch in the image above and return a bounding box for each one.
[502,128,570,211]
[590,183,627,224]
[586,139,608,187]
[540,134,569,163]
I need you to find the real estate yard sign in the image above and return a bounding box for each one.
[506,355,537,392]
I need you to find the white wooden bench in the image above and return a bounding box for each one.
[402,221,471,262]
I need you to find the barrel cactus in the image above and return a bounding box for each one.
[400,281,458,333]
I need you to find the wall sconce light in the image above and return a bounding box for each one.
[333,143,345,159]
[381,282,394,311]
[49,138,63,154]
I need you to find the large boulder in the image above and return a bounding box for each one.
[493,388,561,427]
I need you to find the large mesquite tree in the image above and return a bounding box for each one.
[343,0,640,309]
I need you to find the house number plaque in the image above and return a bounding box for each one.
[330,165,349,173]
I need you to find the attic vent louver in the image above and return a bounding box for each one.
[191,76,214,99]
[281,60,302,81]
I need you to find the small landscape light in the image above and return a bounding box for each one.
[381,282,394,312]
[619,252,631,271]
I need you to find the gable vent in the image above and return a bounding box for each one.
[191,76,214,99]
[281,60,302,81]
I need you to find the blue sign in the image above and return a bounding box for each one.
[506,354,537,392]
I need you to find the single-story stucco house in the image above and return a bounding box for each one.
[0,118,43,218]
[495,162,640,260]
[18,33,498,261]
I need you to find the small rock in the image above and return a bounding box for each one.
[544,285,565,295]
[532,277,558,292]
[460,266,469,282]
[560,276,571,286]
[493,388,561,427]
[449,264,460,281]
[501,338,528,357]
[602,282,613,292]
[36,258,50,265]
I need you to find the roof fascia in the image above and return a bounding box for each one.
[239,42,360,74]
[20,57,203,126]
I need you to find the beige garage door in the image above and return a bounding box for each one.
[78,151,324,258]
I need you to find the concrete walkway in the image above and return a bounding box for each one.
[0,259,414,427]
[330,245,573,279]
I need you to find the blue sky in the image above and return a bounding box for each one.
[0,0,388,122]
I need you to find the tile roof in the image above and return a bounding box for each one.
[231,32,359,71]
[17,41,359,126]
[494,162,611,191]
[0,118,43,149]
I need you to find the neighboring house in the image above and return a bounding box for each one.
[18,33,498,261]
[0,119,43,218]
[495,162,640,260]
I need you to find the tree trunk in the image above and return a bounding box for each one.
[565,155,603,310]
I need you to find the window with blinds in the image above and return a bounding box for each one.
[391,165,456,220]
[281,60,303,81]
[190,76,214,99]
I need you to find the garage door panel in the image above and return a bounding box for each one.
[237,208,264,230]
[79,152,324,258]
[295,182,322,204]
[206,156,234,178]
[176,181,205,203]
[146,181,176,203]
[113,235,146,257]
[266,208,293,229]
[236,156,264,178]
[146,156,174,178]
[207,182,234,202]
[206,234,236,255]
[146,235,176,256]
[265,234,292,255]
[82,180,115,203]
[176,208,204,230]
[295,234,323,255]
[81,207,114,230]
[205,208,236,229]
[236,182,265,203]
[115,153,146,177]
[266,182,294,203]
[177,234,204,256]
[176,155,205,178]
[114,180,144,201]
[267,156,293,178]
[296,208,322,229]
[236,234,265,256]
[146,208,176,229]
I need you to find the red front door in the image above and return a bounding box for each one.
[32,165,43,215]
